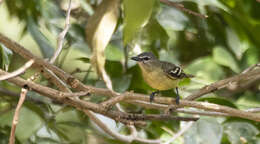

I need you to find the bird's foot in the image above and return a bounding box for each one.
[150,91,159,103]
[175,87,180,105]
[176,95,180,105]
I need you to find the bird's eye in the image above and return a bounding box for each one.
[142,56,150,61]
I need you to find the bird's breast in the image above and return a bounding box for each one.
[139,64,179,90]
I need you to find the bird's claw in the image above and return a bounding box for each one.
[150,91,159,103]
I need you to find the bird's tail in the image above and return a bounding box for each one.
[180,73,194,78]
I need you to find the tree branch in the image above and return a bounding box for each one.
[0,59,34,81]
[1,33,260,144]
[1,69,260,122]
[9,87,28,144]
[49,0,72,64]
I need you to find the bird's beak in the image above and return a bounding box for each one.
[131,56,141,61]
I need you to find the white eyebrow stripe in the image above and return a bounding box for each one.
[139,56,150,59]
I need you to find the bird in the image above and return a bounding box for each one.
[131,52,193,104]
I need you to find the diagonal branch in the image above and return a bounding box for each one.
[0,59,34,81]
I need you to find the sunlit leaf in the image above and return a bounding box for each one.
[226,28,248,59]
[184,118,223,144]
[185,57,225,82]
[213,46,240,73]
[123,0,156,45]
[157,5,189,31]
[105,44,124,61]
[85,0,120,90]
[36,125,60,142]
[90,113,119,138]
[27,17,54,58]
[224,121,259,144]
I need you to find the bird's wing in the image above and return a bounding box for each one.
[161,61,194,79]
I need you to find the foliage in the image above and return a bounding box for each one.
[0,0,260,143]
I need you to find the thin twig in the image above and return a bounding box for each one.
[49,0,72,64]
[0,59,34,81]
[9,87,28,144]
[245,108,260,113]
[160,0,208,19]
[129,100,230,116]
[242,63,260,74]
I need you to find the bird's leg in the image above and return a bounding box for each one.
[175,87,180,105]
[150,90,159,103]
[164,88,180,115]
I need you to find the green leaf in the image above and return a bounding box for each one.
[184,118,223,144]
[185,57,225,82]
[157,5,189,31]
[36,126,60,143]
[27,17,54,58]
[75,57,90,63]
[0,107,43,142]
[242,47,260,67]
[224,121,259,144]
[213,46,240,73]
[0,44,13,70]
[143,19,169,49]
[123,0,156,45]
[226,28,248,59]
[105,44,124,61]
[112,75,132,93]
[54,123,85,143]
[236,91,260,109]
[55,108,81,123]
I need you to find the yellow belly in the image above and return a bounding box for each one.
[141,67,179,90]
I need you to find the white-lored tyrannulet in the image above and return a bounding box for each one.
[131,52,193,104]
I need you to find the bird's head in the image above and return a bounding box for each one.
[131,52,157,63]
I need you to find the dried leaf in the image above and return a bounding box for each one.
[85,0,120,90]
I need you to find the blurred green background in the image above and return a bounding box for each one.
[0,0,260,143]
